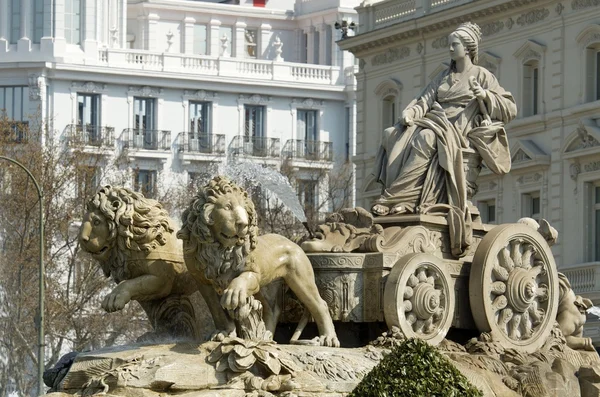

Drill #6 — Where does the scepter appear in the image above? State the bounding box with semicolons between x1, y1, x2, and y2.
469;76;492;127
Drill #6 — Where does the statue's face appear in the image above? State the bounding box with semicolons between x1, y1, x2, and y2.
208;192;250;248
448;33;466;62
79;209;113;261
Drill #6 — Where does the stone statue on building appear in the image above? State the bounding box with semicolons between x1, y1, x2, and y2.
371;22;517;256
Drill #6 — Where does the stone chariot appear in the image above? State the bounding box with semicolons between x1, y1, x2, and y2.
299;180;559;354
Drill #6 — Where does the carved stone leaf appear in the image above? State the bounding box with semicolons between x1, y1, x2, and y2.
279;357;300;374
255;350;281;375
216;356;229;372
233;344;254;358
207;345;224;363
229;352;256;372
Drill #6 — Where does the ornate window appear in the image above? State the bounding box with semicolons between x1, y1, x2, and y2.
374;78;403;131
65;0;83;45
514;40;546;118
576;25;600;102
245;28;257;58
134;169;157;199
521;191;541;221
477;199;496;224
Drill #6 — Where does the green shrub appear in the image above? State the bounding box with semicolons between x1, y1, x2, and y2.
350;338;483;397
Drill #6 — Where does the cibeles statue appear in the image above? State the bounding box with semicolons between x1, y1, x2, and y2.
371;22;517;256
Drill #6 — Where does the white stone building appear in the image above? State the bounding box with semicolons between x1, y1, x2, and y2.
0;0;358;214
340;0;600;342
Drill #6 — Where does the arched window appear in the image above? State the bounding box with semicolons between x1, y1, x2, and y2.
374;78;403;131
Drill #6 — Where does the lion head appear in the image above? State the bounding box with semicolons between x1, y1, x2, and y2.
79;185;174;282
177;176;258;287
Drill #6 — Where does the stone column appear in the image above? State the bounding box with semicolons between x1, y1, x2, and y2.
331;23;339;67
146;14;159;51
259;23;270;60
119;0;126;48
18;0;31;51
234;20;246;58
209;19;220;56
183;17;195;54
306;26;315;64
0;0;8;52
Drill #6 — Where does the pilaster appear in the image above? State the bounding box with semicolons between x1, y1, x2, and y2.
259;23;271;60
83;0;98;58
183;17;195;54
306;26;315;64
318;24;327;65
0;0;8;52
209;19;221;56
146;14;160;51
40;0;54;53
17;0;31;52
52;0;67;55
234;20;246;58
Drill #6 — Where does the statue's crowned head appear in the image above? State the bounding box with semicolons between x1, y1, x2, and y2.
451;22;482;65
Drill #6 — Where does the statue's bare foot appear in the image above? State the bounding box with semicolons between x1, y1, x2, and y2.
371;204;390;216
389;204;408;215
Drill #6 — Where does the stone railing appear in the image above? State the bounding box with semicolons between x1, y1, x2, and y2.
357;0;476;32
295;0;359;15
97;49;342;86
282;139;333;162
561;262;600;297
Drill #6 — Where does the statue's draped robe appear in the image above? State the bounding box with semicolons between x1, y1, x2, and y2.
373;65;517;256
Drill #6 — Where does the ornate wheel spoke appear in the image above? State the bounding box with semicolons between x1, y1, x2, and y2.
536;286;548;302
499;248;514;271
417;269;427;282
521;310;533;340
426;276;435;286
510;240;523;268
493;265;509;282
521;245;535;270
403;300;412;312
498;307;513;328
403;286;414;300
491;295;507;311
491;281;506;295
509;314;522;340
408;274;418;288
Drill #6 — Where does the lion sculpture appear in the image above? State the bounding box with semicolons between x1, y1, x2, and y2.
79;185;204;340
177;176;340;347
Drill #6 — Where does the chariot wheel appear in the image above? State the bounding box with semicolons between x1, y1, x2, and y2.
469;224;559;352
384;253;455;345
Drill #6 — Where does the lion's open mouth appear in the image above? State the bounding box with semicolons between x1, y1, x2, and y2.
221;232;246;245
92;246;110;256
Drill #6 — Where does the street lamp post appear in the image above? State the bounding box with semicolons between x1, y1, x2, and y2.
0;156;45;396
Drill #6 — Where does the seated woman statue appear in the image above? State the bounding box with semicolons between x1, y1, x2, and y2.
371;22;517;256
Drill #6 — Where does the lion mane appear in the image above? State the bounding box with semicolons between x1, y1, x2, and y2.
86;185;174;282
177;177;259;289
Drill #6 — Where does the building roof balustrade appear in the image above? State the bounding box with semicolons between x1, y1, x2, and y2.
356;0;476;33
97;49;343;86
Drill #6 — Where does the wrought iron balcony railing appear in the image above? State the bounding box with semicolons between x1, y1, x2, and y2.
177;132;226;155
283;139;333;162
230;135;281;158
65;124;115;147
4;122;29;143
121;129;171;151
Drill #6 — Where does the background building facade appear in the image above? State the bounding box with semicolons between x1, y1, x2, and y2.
341;0;600;342
0;0;359;217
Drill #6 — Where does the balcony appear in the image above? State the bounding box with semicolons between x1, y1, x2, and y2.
65;124;115;149
177;132;226;164
96;49;343;87
230;136;281;159
3;122;29;144
120;128;171;162
357;0;476;33
283;140;333;162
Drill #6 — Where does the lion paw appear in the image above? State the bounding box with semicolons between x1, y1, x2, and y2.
102;289;131;313
209;329;237;342
319;334;340;348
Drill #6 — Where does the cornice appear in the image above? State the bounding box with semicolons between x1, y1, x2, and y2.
339;0;541;55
